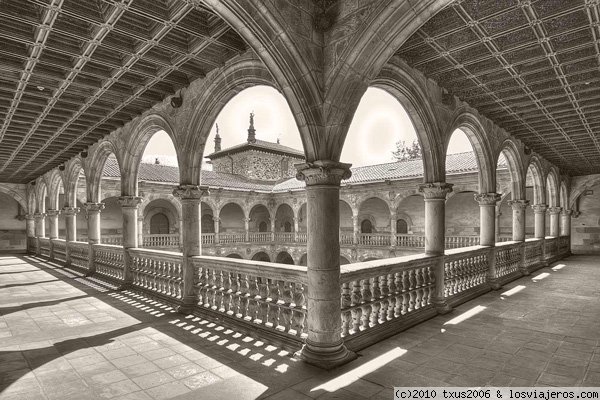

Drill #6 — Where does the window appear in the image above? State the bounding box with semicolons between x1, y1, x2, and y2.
360;219;373;234
284;221;292;232
259;221;268;232
396;219;408;234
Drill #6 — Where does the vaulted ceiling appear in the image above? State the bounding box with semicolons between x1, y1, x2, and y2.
397;0;600;176
0;0;246;183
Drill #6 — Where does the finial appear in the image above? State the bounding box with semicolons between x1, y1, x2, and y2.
214;123;222;152
247;111;256;143
215;123;220;138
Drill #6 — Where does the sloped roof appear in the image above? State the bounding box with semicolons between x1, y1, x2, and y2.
103;151;500;192
206;139;304;159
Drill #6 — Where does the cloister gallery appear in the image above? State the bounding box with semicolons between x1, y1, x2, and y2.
0;0;600;397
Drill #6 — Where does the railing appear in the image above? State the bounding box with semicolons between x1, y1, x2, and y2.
249;232;271;243
494;241;522;280
201;233;215;244
129;248;183;301
39;237;50;257
524;238;543;270
68;241;89;272
191;256;308;344
340;254;436;348
274;232;295;243
358;233;391;247
443;246;489;299
219;233;246;244
296;232;307;243
102;234;122;246
544;237;558;261
498;236;513;243
558;236;570;255
52;239;67;263
340;232;354;245
143;233;180;248
445;235;480;249
93;244;124;282
395;234;425;248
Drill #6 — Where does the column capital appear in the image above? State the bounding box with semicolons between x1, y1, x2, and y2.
213;217;221;223
84;202;105;213
173;185;209;201
572;211;580;218
474;192;502;206
295;160;352;186
46;209;61;216
243;217;251;223
25;213;35;220
118;196;143;208
33;212;46;220
561;209;573;216
548;206;562;215
531;203;548;214
62;206;80;216
418;182;453;200
508;199;530;210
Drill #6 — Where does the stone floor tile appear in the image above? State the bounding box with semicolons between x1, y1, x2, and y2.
144;381;191;400
120;361;161;378
131;371;175;390
181;371;221;390
93;379;141;399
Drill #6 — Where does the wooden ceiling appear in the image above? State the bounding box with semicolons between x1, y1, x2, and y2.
397;0;600;176
0;0;245;183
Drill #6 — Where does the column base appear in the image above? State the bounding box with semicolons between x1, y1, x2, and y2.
117;283;132;291
175;297;196;315
295;341;357;370
433;299;452;315
489;278;502;290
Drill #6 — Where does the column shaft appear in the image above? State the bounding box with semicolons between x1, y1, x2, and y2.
34;213;45;237
560;209;572;236
548;207;561;237
509;200;529;242
85;203;104;244
47;209;60;239
118;196;142;287
475;193;501;247
63;207;79;242
532;204;548;239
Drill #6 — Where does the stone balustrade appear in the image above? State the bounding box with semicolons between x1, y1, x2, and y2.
129;248;184;301
444;235;480;249
494;241;522;282
249;232;271;243
143;233;180;248
340;254;436;350
297;232;307;243
544;237;558;262
52;239;67;263
340;232;354;245
443;246;490;302
68;241;90;272
274;232;295;243
102;234;123;246
219;233;246;244
39;237;50;257
190;256;308;347
93;244;125;281
395;234;425;248
358;233;392;247
524;238;544;271
201;233;215;244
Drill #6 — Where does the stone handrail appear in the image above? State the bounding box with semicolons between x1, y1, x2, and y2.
544;236;558;261
143;233;180;248
52;239;67;263
340;254;436;348
249;232;271;243
443;246;489;299
445;235;480;249
67;241;90;272
201;233;215;244
129;248;184;301
395;234;425;248
191;256;308;343
93;244;124;282
524;238;544;270
39;237;50;257
219;232;246;244
274;232;295;243
494;241;522;280
358;233;392;247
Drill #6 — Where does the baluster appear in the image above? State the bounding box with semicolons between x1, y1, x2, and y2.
257;277;269;324
415;267;425;309
230;272;240;316
247;275;259;321
341;282;351;337
239;274;250;319
268;279;282;328
378;275;389;322
281;280;293;333
360;279;372;329
371;277;381;325
292;283;306;336
350;280;363;332
408;269;416;312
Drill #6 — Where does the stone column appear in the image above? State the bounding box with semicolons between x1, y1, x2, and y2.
560;209;572;236
532;204;548;239
84;203;104;244
244;217;250;242
419;182;453;314
508;200;529;242
213;217;220;244
494;204;502;243
25;214;35;253
270;218;276;242
352;215;359;245
390;212;397;246
137;217;144;247
46;209;61;239
62;207;80;242
173;185;209;313
118;196;142;287
34;213;46;237
293;217;299;242
475;193;501;246
295;160;356;369
548;207;561;237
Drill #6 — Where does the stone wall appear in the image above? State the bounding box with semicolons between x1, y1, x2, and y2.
212;149;302;181
0;192;26;250
572;183;600;254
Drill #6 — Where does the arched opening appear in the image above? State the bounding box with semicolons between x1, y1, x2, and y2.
283;221;292;232
251;251;271;262
97;148;122;244
495;147;521;242
297;203;307;233
150;213;169;234
396;219;408;234
219;203;245;235
361;219;373;234
0;192;26;251
446;191;479;248
396;196;423;236
100;196;123;245
275;203;294;232
201;202;214;233
259;222;268;232
275;251;294;265
525;163;542;238
339;200;354;244
358;197;390;245
249;204;270;233
572;182;600;254
226;253;243;259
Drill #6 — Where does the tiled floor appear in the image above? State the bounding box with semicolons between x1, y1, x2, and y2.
0;254;599;399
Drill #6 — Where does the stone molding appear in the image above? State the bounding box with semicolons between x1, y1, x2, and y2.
508;199;530;210
418;182;453;200
33;213;46;220
62;207;80;216
295;160;352;186
531;203;548;213
561;209;573;216
46;209;61;216
24;214;35;220
547;206;562;215
173;185;209;201
118;196;143;208
474;192;502;206
84;202;105;213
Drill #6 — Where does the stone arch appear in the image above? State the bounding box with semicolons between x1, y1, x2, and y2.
569;175;600;209
34;178;48;213
275;203;294;232
371;59;443;182
46;169;65;209
251;251;271;262
226;253;244;259
139;194;182;222
545;168;560;208
275;251;294;265
142;198;180;235
339;199;354;235
183;54;279;185
496;139;525;200
122;113;181;196
526;155;545;205
201;201;215;233
445;110;495;193
248;203;271;232
87;139;122;202
0;185;27;211
62;156;85;207
299;253;307;267
358;197;391;233
218;202;246;233
559;182;568;209
27;187;37;214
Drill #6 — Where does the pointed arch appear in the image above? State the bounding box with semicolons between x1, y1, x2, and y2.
497;139;525;200
545;168;560;208
526;155;545;205
87;139;122;202
63;156;85;207
46;169;65;209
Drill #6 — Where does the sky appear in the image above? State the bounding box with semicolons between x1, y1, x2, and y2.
142;86;473;168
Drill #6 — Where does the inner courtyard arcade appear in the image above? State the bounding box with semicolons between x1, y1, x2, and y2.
1;0;600;397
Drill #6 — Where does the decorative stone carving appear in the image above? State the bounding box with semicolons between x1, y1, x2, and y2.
46;209;61;216
531;203;548;214
33;213;46;220
561;209;573;216
84;202;105;213
418;182;453;199
118;196;143;208
547;206;562;215
62;207;80;216
172;185;209;202
508;199;530;210
474;193;502;205
295;160;352;186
